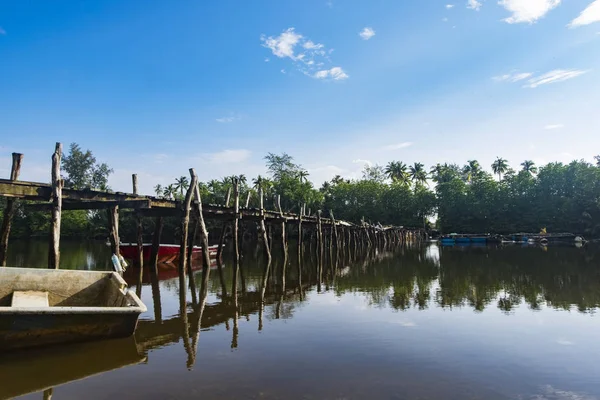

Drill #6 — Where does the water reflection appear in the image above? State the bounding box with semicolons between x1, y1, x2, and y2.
3;240;600;399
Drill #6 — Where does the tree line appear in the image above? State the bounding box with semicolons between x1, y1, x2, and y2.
2;143;600;239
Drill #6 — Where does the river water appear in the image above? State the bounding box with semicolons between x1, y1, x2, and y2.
1;240;599;400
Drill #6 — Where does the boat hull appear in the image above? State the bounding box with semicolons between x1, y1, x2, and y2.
119;243;219;264
0;268;147;351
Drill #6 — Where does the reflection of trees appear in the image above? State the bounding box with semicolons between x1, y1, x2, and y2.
436;245;600;313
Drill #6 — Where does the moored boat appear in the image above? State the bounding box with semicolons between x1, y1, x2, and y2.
0;268;147;351
119;243;219;264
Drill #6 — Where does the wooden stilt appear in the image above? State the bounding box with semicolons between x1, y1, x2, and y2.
0;153;23;266
276;195;287;292
178;173;198;279
108;205;120;257
150;217;163;275
190;169;212;302
317;210;323;285
132;174;145;296
232;178;240;298
258;185;271;263
216;188;231;297
48;143;62;269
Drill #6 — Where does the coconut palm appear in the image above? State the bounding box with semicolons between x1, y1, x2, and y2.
163;184;176;200
297;170;309;183
175;176;189;197
154;184;163;197
385;161;410;185
462;160;481;183
409;162;427;187
491;157;509;181
520;160;538;175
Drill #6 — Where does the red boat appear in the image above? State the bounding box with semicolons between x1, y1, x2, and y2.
119;243;219;264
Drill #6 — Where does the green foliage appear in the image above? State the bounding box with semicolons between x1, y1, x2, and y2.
61;143;113;190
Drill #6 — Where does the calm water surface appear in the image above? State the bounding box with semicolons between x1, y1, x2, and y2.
2;240;600;400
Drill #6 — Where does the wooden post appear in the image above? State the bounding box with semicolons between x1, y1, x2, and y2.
178;173;198;278
108;205;120;257
190;169;212;301
132;174;144;295
276;195;287;292
329;210;339;262
258;185;271;263
216;187;232;262
245;190;252;208
48;143;62;269
232;177;240;298
0;153;23;266
317;210;323;284
150;217;164;275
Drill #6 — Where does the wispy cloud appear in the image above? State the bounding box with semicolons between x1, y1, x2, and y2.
326;0;334;8
352;159;372;167
216;115;241;123
524;69;589;88
382;142;413;151
261;27;345;79
499;0;561;24
314;67;349;81
569;0;600;27
493;71;533;82
467;0;482;11
544;124;564;130
0;27;6;35
446;4;455;8
206;149;251;164
359;27;376;40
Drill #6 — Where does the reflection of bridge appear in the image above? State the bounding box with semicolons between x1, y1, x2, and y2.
134;283;308;354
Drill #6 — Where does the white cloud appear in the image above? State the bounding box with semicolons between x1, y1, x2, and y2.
352;159;372;167
359;27;376;40
524;69;589;88
544;124;564;130
467;0;482;11
0;27;5;35
446;4;455;8
261;28;303;60
326;0;334;8
206;149;251;164
264;58;270;62
314;67;349;80
499;0;561;24
569;0;600;27
443;17;449;22
303;40;324;50
556;339;574;346
493;71;533;82
382;142;413;150
216;115;240;123
261;27;345;79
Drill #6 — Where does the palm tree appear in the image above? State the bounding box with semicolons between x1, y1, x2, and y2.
491;157;509;181
385;161;410;185
297;170;309;183
163;184;176;200
594;155;600;167
462;160;481;183
154;184;163;197
174;176;189;197
520;160;538;175
409;162;427;187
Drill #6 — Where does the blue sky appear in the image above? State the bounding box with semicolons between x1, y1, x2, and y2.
1;0;599;194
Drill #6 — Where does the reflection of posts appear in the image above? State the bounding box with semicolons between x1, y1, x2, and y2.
43;388;53;400
150;267;162;323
